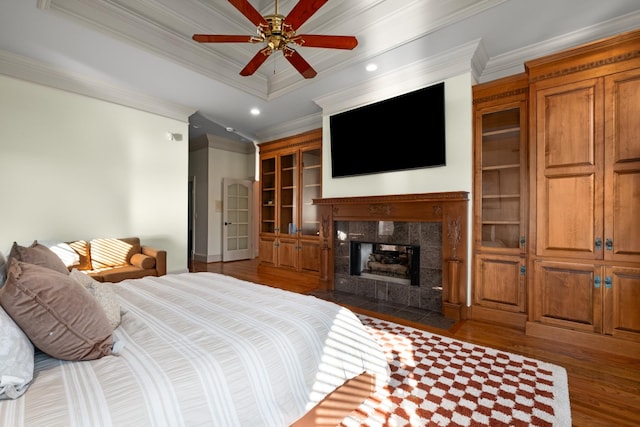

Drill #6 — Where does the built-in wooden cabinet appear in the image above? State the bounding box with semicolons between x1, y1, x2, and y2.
470;30;640;355
258;129;322;275
531;262;640;344
526;29;640;351
471;74;528;328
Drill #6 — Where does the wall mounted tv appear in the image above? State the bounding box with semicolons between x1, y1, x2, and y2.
329;82;445;178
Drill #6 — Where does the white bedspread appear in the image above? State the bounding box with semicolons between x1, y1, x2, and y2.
0;272;389;426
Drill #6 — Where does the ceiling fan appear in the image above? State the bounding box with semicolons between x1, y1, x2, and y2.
193;0;358;78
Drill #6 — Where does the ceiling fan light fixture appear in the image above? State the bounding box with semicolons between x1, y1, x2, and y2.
192;0;357;78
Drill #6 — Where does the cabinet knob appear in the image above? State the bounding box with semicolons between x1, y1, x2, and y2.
605;276;612;289
605;238;613;251
595;238;602;251
594;275;601;288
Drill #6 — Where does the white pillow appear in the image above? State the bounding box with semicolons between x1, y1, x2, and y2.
69;269;121;330
39;240;80;268
0;305;34;400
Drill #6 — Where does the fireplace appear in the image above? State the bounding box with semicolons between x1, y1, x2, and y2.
349;240;420;286
335;221;442;311
350;241;420;286
313;192;469;320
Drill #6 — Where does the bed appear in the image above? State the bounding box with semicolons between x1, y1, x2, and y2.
0;271;390;427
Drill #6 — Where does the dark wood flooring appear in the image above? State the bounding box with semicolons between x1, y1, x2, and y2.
190;259;640;427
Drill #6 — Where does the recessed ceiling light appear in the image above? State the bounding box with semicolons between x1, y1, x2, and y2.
366;63;378;72
250;108;260;115
225;127;234;132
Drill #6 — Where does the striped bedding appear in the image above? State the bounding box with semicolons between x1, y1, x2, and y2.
0;272;390;427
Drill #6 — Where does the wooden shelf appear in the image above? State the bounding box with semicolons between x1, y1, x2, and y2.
482;220;520;225
482;164;520;171
482;194;520;199
482;126;520;137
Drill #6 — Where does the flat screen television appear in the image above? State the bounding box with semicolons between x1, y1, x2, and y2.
329;82;445;178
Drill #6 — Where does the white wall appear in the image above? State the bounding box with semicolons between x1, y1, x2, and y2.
322;73;473;198
0;74;189;273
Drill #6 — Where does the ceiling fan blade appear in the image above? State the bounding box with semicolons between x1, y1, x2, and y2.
284;48;317;79
239;47;272;76
228;0;268;27
193;34;253;43
293;34;358;50
285;0;328;30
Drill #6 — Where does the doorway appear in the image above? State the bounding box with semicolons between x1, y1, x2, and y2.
222;178;253;261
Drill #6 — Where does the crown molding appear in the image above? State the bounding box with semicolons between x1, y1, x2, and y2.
206;134;256;154
314;39;482;116
479;10;640;83
255;111;322;143
0;49;194;121
41;0;504;100
44;0;268;98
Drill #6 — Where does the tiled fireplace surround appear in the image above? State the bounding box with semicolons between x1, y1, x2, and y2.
333;220;444;312
314;192;469;320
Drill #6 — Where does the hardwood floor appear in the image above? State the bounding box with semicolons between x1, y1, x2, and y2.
190;259;640;427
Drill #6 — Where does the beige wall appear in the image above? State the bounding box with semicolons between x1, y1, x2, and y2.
0;74;189;273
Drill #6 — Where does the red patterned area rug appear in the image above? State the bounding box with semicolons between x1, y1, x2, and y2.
342;315;571;427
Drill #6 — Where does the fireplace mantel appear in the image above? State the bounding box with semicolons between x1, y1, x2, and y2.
314;192;469;320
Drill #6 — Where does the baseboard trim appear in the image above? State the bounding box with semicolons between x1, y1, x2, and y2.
469;305;527;330
192;253;221;263
526;321;640;358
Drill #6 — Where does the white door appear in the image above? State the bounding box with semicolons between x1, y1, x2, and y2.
222;178;253;261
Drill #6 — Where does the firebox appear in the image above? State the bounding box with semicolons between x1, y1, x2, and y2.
350;241;420;286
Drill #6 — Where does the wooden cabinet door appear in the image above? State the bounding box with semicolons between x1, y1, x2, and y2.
277;237;298;270
604;69;640;263
299;239;321;273
474;254;526;312
534;78;604;260
532;260;602;333
259;235;276;267
603;266;640;343
475;102;527;253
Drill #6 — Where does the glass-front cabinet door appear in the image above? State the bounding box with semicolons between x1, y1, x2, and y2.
301;147;322;237
279;152;297;236
478;106;526;253
260;156;276;234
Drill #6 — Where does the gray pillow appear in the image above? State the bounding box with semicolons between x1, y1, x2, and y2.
0;304;34;399
0;259;113;361
8;241;69;275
